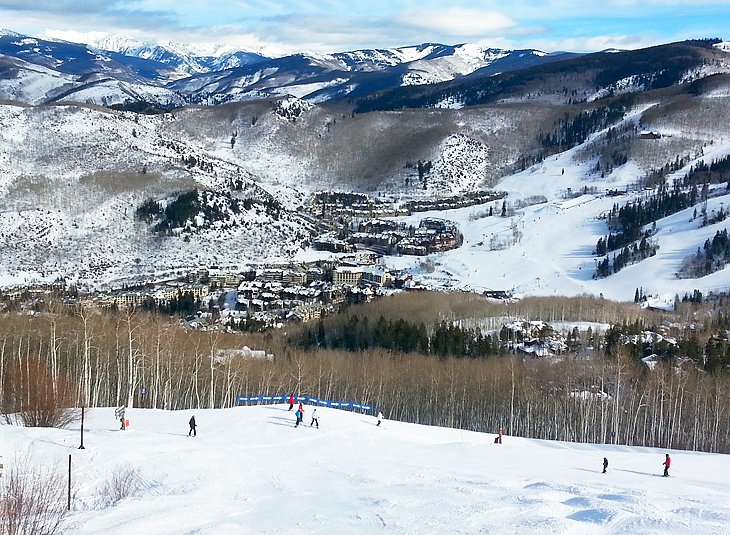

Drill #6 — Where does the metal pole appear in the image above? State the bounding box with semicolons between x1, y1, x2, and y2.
78;407;85;449
67;454;71;511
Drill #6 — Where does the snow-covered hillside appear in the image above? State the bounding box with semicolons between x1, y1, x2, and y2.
0;102;312;287
384;127;730;303
0;56;76;104
2;405;729;534
1;76;730;300
400;45;509;86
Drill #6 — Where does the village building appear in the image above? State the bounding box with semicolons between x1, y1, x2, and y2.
362;267;392;287
114;291;149;308
282;267;308;285
287;303;326;322
306;266;325;283
262;268;284;282
333;266;364;286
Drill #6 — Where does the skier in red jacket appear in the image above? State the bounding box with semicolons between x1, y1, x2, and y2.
288;394;295;411
662;454;671;477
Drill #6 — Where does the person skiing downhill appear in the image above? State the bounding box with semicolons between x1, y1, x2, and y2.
602;457;608;474
376;411;383;427
294;409;302;427
188;415;197;437
288;394;295;411
662;454;671;477
310;408;319;428
115;406;126;430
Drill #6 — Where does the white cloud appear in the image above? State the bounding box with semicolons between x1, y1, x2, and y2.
526;34;663;53
397;7;516;37
39;29;115;43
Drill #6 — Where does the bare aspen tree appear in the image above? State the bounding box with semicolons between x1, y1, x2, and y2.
711;376;724;452
0;333;7;411
207;330;222;409
123;308;141;408
46;313;59;395
77;306;93;407
151;322;163;409
509;357;516;435
612;347;628;444
291;352;306;395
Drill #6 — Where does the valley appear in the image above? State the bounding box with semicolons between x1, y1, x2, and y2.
0;34;729;325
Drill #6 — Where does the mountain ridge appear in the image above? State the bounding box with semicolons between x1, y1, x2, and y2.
0;28;578;107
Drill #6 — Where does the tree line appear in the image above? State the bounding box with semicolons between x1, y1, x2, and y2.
594;183;704;277
681;153;730;188
297;314;496;357
1;296;728;453
539;99;632;153
604;185;695;250
678;228;730;278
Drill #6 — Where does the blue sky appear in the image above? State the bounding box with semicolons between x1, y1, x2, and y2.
1;0;728;54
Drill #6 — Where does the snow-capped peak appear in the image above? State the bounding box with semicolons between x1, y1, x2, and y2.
0;28;23;38
89;34;260;59
158;40;238;58
454;43;510;64
91;34;146;53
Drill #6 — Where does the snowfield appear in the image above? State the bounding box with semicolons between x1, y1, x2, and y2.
2;405;729;534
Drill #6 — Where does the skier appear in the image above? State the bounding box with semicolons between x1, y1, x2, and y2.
310;408;319;428
294;409;302;427
376;411;383;427
115;406;126;430
662;453;671;477
288;393;295;411
602;457;608;474
297;403;304;426
188;415;197;437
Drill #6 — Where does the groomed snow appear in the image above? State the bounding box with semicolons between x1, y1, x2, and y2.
2;405;729;534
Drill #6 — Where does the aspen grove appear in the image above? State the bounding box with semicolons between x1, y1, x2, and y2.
1;300;728;454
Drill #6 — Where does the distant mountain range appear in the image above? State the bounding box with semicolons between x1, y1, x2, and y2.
0;29;577;108
89;34;269;76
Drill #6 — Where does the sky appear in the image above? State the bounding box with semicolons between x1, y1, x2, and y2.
0;0;729;55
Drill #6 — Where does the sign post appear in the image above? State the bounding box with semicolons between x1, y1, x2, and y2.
78;407;85;449
67;454;72;511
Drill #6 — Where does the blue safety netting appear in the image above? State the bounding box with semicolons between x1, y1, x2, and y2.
237;394;372;412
